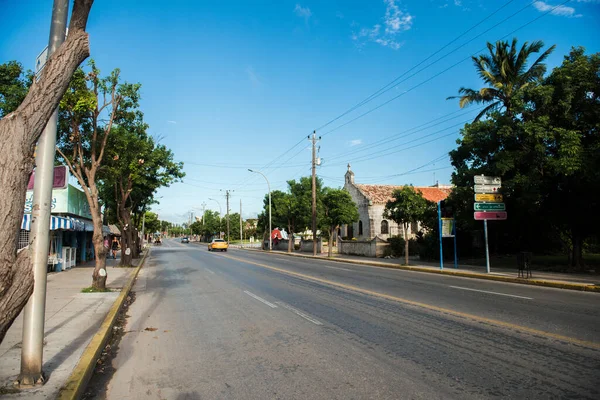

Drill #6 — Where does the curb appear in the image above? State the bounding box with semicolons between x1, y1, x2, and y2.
57;249;150;400
240;248;600;293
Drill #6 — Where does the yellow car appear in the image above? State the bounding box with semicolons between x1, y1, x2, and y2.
208;238;228;252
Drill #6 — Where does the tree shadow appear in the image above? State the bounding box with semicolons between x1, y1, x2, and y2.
43;317;103;381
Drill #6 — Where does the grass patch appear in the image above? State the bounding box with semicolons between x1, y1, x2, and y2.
81;286;113;293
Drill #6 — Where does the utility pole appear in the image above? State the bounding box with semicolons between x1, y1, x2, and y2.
221;190;233;242
310;131;321;256
200;202;206;241
240;199;243;248
18;0;69;387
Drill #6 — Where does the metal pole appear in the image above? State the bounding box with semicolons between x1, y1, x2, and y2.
268;190;272;251
240;199;243;248
311;131;317;256
438;201;443;271
453;218;458;269
18;0;69;387
225;191;230;242
248;169;272;251
484;219;491;273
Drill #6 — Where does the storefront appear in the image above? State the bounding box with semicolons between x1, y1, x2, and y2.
20;166;110;272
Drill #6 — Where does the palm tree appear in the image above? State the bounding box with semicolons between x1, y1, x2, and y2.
449;38;555;121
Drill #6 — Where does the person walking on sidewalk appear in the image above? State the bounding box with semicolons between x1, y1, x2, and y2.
111;237;119;259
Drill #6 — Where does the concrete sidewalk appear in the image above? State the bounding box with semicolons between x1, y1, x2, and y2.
244;248;600;290
0;254;140;399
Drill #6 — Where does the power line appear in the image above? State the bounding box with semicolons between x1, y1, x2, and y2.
314;0;519;133
322;106;483;163
324;129;460;168
319;0;568;138
325;119;469;165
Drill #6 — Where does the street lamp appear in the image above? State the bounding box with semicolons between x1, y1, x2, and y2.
248;169;271;251
208;198;222;216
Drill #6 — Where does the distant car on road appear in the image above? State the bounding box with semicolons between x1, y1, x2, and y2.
181;237;189;243
208;238;228;252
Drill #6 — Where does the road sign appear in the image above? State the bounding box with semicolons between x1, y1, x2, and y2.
474;193;503;202
474;184;501;193
474;203;505;211
474;211;507;220
474;175;501;185
35;46;49;78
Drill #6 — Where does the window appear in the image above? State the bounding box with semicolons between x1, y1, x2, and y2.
358;220;363;236
381;220;389;234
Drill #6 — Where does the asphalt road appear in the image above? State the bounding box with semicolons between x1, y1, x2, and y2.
101;239;600;399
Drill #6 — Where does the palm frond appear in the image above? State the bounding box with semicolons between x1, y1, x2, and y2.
524;44;556;81
474;101;501;122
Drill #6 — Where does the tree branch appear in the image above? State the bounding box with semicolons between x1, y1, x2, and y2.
69;0;94;32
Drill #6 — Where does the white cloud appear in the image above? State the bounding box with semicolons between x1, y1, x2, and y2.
335;11;345;19
167;120;177;124
246;66;260;86
454;0;462;6
533;1;582;17
349;139;363;147
352;0;412;50
383;0;413;34
294;4;312;19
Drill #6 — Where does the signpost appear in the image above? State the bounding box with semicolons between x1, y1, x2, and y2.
475;193;503;202
474;184;501;193
473;175;506;273
438;204;458;271
474;176;501;185
474;202;505;211
474;211;507;220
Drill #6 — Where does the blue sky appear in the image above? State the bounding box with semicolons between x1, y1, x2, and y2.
1;0;599;223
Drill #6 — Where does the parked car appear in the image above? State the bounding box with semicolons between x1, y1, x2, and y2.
208;238;228;252
181;237;189;243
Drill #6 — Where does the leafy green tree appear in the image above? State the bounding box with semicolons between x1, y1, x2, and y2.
198;210;223;240
0;61;33;118
0;0;94;346
190;220;203;236
448;38;555;121
102;122;184;265
140;211;161;236
384;186;432;265
322;189;359;257
223;212;241;242
57;60;141;288
450;47;599;269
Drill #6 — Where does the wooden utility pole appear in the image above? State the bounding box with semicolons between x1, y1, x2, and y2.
310;131;320;256
222;190;233;242
240;199;243;248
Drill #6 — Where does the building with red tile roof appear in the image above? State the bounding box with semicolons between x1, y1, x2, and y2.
341;164;451;240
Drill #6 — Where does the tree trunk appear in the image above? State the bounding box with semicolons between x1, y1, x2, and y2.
132;229;140;259
91;218;107;290
0;2;92;344
119;208;134;266
571;231;585;270
404;223;409;266
328;226;335;258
